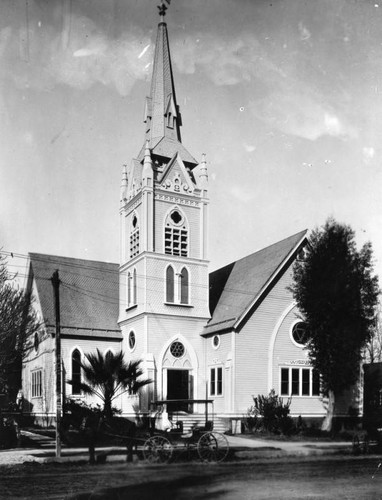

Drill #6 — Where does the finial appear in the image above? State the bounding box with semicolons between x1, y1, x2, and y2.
158;0;171;22
199;153;208;188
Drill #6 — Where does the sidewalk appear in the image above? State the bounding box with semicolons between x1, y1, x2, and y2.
0;430;353;466
227;434;352;459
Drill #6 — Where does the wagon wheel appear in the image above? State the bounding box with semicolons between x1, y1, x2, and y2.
143;435;173;463
197;431;229;462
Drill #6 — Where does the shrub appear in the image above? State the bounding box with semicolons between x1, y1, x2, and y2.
247;389;294;435
0;417;18;449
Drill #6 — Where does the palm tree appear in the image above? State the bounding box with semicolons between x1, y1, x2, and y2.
68;349;151;420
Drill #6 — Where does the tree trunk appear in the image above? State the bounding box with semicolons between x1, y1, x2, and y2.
321;390;335;432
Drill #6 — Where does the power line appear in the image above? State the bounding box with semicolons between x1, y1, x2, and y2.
1;250;296;301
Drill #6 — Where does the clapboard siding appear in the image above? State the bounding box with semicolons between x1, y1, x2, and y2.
205;331;232;414
22;331;55;418
272;303;326;416
234;264;297;413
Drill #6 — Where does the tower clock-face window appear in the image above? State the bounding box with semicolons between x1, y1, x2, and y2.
165;209;188;257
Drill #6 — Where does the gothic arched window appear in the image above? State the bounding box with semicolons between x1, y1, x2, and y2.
127;271;131;306
127;269;137;308
133;268;137;305
180;267;189;304
164;209;188;257
71;349;82;395
166;266;175;303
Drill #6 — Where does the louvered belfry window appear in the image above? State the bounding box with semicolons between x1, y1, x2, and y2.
130;214;139;259
164;210;188;257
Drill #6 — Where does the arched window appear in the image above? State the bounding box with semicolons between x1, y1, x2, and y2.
133;268;137;305
164;209;188;257
130;214;139;259
166;266;175;303
127;271;131;306
180;267;189;304
127;269;137;308
71;349;81;395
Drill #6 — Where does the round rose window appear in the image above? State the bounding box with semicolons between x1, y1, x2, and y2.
128;331;136;350
170;341;185;358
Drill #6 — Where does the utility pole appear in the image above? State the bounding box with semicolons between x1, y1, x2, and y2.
51;269;61;458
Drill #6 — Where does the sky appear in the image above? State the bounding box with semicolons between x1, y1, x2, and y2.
0;0;381;286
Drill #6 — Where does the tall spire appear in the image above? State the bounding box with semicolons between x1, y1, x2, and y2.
144;1;181;144
139;1;197;166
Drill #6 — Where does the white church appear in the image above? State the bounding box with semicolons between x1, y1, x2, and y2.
21;6;358;429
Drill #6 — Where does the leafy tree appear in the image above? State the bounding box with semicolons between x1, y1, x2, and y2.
67;349;151;420
0;254;40;402
290;218;380;431
365;302;382;363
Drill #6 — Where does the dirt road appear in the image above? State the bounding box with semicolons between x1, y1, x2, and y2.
0;456;381;499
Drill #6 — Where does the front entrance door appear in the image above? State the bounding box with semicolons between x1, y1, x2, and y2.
167;369;189;413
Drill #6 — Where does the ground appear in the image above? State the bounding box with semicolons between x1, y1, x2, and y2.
0;456;382;499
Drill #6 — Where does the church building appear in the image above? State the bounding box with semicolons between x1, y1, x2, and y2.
21;5;358;429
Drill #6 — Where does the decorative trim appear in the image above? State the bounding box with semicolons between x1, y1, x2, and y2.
155;193;200;207
164;302;194;308
267;302;296;392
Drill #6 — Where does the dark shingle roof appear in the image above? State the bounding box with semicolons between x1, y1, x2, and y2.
204;230;308;335
137;136;197;166
28;253;121;340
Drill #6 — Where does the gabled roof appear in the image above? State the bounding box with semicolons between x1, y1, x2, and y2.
158;152;195;190
137;136;197;166
27;253;121;340
204;230;308;335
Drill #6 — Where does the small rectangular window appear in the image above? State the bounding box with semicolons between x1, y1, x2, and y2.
302;369;310;396
291;368;300;395
210;368;216;396
312;370;320;396
217;367;222;395
280;366;320;397
210;367;223;396
31;370;42;398
281;368;289;396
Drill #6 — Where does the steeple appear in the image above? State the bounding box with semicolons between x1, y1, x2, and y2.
139;1;197;166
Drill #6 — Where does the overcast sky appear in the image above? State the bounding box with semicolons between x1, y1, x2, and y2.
1;0;381;285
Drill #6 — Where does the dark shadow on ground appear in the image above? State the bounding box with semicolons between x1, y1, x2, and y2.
65;474;229;500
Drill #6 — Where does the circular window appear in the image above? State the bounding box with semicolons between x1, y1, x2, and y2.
212;335;220;349
170;210;182;225
128;331;136;350
170;341;185;358
292;322;308;346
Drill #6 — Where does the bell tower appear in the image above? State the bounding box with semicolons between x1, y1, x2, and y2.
119;1;210;410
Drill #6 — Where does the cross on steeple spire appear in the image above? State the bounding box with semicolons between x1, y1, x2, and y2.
158;0;171;22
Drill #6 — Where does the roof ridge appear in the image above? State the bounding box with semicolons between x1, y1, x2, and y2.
28;252;118;267
211;229;308;274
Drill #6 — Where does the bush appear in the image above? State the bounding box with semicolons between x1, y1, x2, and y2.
62;398;102;431
0;417;18;449
247;389;294;435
